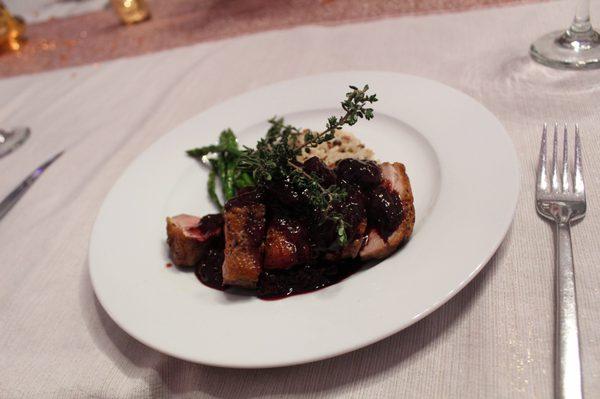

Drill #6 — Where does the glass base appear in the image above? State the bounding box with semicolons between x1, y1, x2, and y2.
530;29;600;69
0;127;30;158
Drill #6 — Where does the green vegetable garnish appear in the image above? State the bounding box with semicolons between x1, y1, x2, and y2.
187;128;253;210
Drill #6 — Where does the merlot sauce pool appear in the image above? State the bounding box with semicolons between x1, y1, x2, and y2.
195;248;364;300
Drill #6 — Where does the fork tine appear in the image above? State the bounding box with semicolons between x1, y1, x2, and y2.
562;124;570;192
537;124;549;192
574;124;584;195
551;123;560;192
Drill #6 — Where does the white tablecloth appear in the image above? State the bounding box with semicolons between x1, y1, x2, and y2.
1;1;600;397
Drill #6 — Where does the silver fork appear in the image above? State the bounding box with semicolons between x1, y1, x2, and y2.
536;124;586;399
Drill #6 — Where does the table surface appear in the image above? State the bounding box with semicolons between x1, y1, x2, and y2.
0;0;533;78
1;1;600;398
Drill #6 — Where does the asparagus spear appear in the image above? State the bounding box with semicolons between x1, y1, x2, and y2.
187;129;254;209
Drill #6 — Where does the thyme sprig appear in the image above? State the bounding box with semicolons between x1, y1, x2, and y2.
298;85;378;151
186;85;378;246
239;85;377;246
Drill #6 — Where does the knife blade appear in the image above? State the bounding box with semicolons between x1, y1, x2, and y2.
0;151;64;221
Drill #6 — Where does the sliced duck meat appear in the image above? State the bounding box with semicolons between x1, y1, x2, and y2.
264;215;311;270
222;191;267;288
166;213;224;267
360;162;415;260
325;219;367;261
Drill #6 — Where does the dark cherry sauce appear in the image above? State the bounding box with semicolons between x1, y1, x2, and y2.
336;158;382;188
302;157;336;187
366;185;403;239
195;247;226;290
195;248;364;300
334;185;366;238
257;260;363;299
197;214;224;234
267;176;309;207
191;158;405;300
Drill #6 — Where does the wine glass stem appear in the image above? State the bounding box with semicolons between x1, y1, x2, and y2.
571;0;592;33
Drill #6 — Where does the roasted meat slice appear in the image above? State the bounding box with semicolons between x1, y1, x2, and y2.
264;215;311;269
324;219;367;261
360;162;415;260
222;192;266;288
166;213;223;267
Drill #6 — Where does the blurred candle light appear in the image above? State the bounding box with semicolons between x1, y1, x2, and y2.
0;2;26;52
0;12;7;50
111;0;151;24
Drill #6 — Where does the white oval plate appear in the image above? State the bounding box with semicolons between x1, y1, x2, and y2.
90;72;519;368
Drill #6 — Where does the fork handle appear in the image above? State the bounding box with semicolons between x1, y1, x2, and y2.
555;222;583;399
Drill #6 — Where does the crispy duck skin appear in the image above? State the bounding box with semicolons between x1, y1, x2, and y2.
263;216;311;270
166;214;223;267
222;196;266;288
359;162;415;260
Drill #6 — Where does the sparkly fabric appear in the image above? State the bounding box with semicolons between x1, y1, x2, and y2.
0;0;541;78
